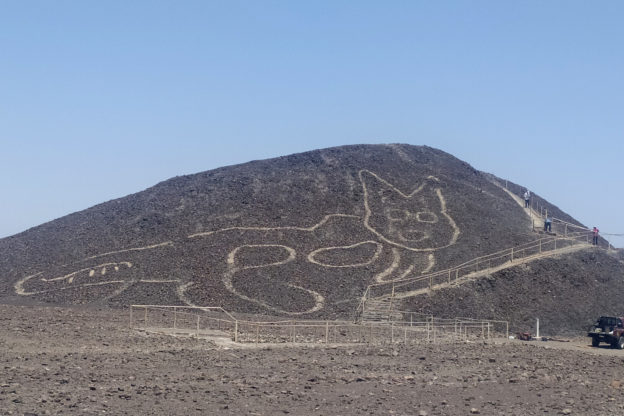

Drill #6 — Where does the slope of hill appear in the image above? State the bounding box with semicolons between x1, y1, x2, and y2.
1;144;621;327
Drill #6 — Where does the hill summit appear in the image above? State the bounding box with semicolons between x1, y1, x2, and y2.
1;144;622;332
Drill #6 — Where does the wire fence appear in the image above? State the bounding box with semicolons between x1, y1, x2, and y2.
355;231;593;320
130;305;507;345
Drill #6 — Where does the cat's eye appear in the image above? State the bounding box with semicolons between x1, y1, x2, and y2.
386;209;408;220
416;211;438;223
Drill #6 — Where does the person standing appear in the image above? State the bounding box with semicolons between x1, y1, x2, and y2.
592;227;599;245
544;216;552;232
523;190;531;208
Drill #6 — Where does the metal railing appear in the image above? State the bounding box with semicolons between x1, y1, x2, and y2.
130;305;507;345
130;305;238;337
354;231;593;321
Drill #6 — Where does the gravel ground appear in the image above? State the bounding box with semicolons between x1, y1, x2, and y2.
2;304;624;416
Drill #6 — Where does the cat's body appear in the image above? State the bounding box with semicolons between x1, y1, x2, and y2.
16;170;460;314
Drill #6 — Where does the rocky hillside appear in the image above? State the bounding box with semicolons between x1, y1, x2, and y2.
1;144;621;330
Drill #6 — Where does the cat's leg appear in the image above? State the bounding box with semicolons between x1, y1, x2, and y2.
374;248;436;283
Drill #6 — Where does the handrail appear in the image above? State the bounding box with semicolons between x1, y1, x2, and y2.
455;231;587;267
371;232;590;290
362;231;593;303
392;235;587;291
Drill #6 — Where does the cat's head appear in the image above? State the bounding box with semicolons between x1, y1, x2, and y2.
359;170;459;251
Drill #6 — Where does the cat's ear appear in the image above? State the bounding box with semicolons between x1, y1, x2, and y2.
359;170;440;201
359;170;405;202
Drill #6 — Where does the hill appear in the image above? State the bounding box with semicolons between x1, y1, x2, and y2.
1;144;622;333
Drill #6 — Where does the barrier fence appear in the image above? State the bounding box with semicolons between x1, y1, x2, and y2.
130;305;507;345
130;305;238;336
355;231;593;321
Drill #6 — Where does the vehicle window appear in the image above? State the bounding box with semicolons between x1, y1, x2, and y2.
599;317;617;328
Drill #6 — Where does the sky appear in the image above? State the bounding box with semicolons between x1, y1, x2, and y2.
1;1;623;247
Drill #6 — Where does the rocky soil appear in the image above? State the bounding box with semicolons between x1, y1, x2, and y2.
2;304;624;416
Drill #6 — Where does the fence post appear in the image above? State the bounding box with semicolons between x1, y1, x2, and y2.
448;269;451;284
455;269;459;283
361;295;366;322
325;321;329;344
555;238;557;250
129;306;133;329
234;320;238;342
511;248;514;262
173;307;177;330
144;306;148;326
391;323;394;343
196;315;200;332
256;324;260;344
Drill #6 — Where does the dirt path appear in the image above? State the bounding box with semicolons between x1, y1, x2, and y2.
393;244;592;298
501;186;545;230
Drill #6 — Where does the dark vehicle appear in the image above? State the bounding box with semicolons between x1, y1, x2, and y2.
588;316;624;349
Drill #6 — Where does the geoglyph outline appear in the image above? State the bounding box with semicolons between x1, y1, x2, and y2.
16;169;460;314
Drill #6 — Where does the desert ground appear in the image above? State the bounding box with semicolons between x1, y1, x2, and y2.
1;304;624;416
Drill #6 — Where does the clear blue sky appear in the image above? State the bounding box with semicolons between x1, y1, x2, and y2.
1;1;623;247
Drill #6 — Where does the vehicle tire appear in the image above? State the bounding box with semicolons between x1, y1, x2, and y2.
617;337;624;350
592;337;600;347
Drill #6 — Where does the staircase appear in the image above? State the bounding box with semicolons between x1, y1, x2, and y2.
360;296;403;323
